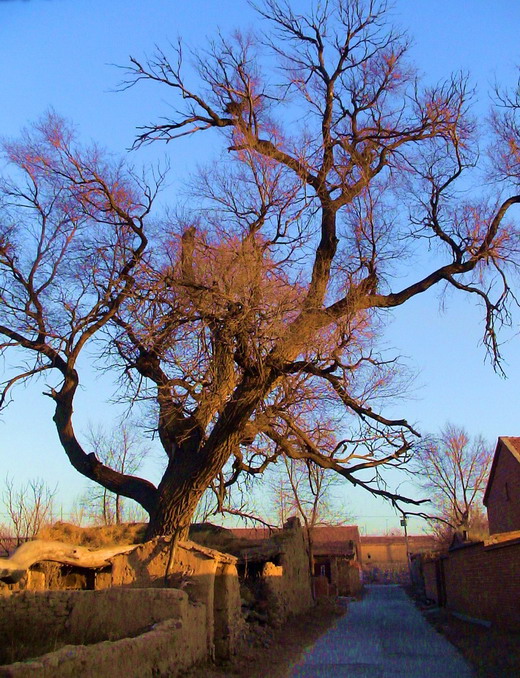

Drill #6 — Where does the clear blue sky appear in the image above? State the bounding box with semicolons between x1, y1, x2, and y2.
1;0;520;534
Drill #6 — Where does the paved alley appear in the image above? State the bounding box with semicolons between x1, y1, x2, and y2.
290;585;474;678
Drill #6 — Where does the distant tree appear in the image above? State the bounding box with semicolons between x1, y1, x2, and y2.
414;424;493;541
267;416;353;573
81;424;149;525
1;476;57;548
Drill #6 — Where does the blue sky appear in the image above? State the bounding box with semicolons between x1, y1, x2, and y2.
1;0;520;534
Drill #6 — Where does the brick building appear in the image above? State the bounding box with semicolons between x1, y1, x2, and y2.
422;436;520;629
483;436;520;534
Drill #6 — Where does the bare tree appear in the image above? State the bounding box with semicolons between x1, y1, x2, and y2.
81;424;148;525
1;476;57;547
414;424;493;541
0;112;164;533
1;1;520;539
269;454;353;573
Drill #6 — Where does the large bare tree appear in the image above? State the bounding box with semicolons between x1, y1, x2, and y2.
414;424;493;540
1;1;520;539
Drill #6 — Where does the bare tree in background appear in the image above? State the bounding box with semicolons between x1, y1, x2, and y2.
82;424;149;525
414;424;493;542
269;454;353;573
0;476;57;551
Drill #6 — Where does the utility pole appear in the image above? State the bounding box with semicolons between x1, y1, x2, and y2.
400;515;412;583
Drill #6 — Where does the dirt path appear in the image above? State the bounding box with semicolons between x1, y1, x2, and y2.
289;585;474;677
185;599;347;678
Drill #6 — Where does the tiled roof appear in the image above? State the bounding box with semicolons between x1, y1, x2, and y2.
503;437;520;461
360;535;437;546
230;524;361;556
312;525;360;556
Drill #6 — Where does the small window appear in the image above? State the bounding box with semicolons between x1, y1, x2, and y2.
367;553;371;559
505;482;510;501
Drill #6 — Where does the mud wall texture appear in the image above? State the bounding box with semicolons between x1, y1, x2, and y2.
0;612;206;678
259;520;313;626
0;588;192;646
109;537;244;659
0;538;245;675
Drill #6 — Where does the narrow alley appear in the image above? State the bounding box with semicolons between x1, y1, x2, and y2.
290;585;474;678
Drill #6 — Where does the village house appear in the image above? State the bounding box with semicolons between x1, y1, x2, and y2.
360;535;437;583
311;525;362;596
483;436;520;535
231;524;363;596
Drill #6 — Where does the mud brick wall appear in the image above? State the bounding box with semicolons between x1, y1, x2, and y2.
0;597;206;678
0;588;195;647
260;521;313;626
109;538;244;660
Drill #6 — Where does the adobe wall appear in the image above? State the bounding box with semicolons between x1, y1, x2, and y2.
0;536;244;673
0;587;190;646
0;588;207;678
109;537;244;659
336;558;361;596
262;520;313;625
486;446;520;534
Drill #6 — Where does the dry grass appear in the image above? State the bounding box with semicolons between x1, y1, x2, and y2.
36;521;147;547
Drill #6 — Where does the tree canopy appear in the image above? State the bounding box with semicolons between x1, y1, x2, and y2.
1;0;519;537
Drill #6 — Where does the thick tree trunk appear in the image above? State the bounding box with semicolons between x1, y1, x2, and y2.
145;434;242;539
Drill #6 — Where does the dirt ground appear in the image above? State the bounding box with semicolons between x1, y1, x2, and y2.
185;598;347;678
406;587;520;678
421;607;520;678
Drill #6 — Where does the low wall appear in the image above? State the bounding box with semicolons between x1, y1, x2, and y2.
0;588;206;678
109;538;244;659
0;536;245;674
0;588;190;646
422;536;520;629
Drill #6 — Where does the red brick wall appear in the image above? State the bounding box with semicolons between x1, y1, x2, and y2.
441;540;520;629
423;560;438;602
486;443;520;534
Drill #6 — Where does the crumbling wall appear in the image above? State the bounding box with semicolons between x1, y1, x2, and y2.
109;537;244;659
0;535;244;673
0;588;206;677
254;519;313;626
336;558;361;596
